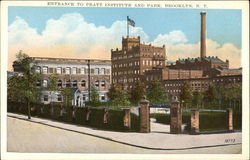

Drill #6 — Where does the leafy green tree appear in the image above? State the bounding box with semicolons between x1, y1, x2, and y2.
61;86;73;108
147;80;168;104
192;91;203;108
47;74;59;113
129;81;146;105
224;84;242;109
8;51;41;119
107;83;130;107
203;86;216;108
179;82;192;107
90;86;100;103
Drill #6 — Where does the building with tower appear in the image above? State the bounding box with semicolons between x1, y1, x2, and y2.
111;36;167;89
111;12;242;97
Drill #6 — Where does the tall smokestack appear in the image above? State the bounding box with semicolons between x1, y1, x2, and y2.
200;11;206;58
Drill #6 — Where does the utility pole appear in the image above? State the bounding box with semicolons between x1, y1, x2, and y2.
87;60;91;102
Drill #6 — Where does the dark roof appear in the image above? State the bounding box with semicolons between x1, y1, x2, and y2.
177;56;225;63
204;56;224;62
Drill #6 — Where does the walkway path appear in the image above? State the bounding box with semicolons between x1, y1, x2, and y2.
7;113;242;153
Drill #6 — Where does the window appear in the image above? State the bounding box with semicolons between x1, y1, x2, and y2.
81;80;86;87
42;67;48;74
72;80;77;88
95;80;99;87
57;95;62;102
65;67;71;74
95;68;100;75
101;68;105;74
81;68;85;74
101;95;105;101
56;67;62;74
82;95;86;101
44;95;48;101
72;67;77;74
43;80;48;87
101;81;105;87
57;80;62;87
106;69;110;74
36;80;41;87
36;66;41;73
66;80;71;87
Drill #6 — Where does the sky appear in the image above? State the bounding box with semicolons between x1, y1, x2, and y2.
8;7;242;71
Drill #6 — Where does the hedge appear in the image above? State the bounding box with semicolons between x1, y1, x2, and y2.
150;111;242;132
7;101;140;132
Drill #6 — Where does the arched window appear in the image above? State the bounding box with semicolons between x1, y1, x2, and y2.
81;80;86;87
66;80;71;87
36;80;41;87
43;79;48;87
72;80;78;88
36;66;41;73
57;80;62;87
101;80;105;87
95;80;99;87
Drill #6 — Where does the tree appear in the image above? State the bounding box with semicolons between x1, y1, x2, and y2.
47;74;59;113
224;84;242;110
90;86;100;104
179;82;192;103
129;81;146;105
203;86;216;108
147;80;168;104
8;51;41;119
191;91;203;108
107;83;130;108
61;86;73;108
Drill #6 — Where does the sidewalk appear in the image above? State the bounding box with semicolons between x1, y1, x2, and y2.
8;113;242;150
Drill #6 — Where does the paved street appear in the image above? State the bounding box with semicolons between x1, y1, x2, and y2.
7;113;242;154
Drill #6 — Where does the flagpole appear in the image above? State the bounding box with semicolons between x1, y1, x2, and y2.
127;16;129;38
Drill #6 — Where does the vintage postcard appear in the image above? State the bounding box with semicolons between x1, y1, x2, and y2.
1;0;249;160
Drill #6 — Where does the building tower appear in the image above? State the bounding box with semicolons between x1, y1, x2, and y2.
200;11;206;58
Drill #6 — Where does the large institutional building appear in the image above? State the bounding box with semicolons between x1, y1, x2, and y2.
13;57;111;106
111;12;242;96
111;36;167;89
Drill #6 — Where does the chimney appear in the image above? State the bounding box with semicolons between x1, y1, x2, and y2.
200;11;206;58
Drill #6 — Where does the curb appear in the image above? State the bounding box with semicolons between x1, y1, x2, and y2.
8;114;242;151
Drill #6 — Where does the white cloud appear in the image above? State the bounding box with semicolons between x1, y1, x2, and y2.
8;13;241;70
153;30;188;45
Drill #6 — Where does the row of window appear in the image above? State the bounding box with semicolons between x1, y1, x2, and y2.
212;78;241;82
37;80;107;88
113;77;140;83
43;94;106;102
113;52;164;60
112;60;165;68
36;66;110;75
113;70;140;76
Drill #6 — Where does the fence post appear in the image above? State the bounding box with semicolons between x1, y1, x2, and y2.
50;103;54;116
170;96;182;134
139;97;150;133
60;103;64;117
41;105;44;114
227;108;233;131
86;107;91;122
123;108;131;129
103;108;109;124
190;109;199;134
72;106;76;120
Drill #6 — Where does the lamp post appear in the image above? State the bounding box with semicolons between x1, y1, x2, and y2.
87;60;91;102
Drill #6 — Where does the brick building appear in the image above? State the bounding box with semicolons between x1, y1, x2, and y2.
111;11;242;98
13;57;111;106
111;36;167;89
